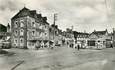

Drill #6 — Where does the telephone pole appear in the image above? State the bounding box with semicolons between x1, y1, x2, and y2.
53;13;58;46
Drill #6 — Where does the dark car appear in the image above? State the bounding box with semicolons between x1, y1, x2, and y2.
0;41;11;49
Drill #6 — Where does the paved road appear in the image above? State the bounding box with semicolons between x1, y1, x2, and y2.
0;47;115;70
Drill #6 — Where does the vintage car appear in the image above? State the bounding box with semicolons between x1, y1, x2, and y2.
0;41;11;49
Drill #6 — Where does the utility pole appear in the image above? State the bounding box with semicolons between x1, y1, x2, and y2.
113;28;115;47
53;13;58;46
71;26;73;31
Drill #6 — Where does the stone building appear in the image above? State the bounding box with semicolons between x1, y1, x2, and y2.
73;31;89;48
88;29;112;49
11;7;49;49
113;28;115;47
63;28;75;47
0;23;11;42
49;24;63;46
0;24;7;40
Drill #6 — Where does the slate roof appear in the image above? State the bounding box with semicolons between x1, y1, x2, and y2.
92;30;107;35
11;7;49;25
73;31;89;38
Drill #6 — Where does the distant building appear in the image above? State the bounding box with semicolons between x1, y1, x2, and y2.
49;24;63;46
11;7;49;49
6;23;11;41
63;28;75;47
0;24;7;40
0;23;11;41
88;29;112;49
113;28;115;47
73;31;89;48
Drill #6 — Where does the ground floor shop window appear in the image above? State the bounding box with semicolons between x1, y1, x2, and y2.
88;40;95;46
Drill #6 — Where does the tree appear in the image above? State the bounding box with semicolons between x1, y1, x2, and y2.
0;24;7;32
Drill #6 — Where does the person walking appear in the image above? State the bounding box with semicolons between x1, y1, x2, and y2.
111;43;113;48
77;44;80;51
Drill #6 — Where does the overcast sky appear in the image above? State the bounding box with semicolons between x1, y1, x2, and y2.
0;0;115;32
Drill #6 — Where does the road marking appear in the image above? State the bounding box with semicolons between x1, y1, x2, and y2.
11;61;24;70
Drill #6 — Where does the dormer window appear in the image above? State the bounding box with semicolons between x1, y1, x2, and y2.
20;20;24;27
15;30;18;35
15;21;18;27
32;22;35;27
32;31;35;36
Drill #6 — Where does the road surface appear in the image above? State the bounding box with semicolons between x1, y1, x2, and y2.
0;47;115;70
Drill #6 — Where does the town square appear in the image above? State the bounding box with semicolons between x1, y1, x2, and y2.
0;0;115;70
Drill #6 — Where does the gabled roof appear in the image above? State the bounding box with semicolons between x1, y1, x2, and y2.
73;31;89;35
12;7;30;19
89;33;99;39
92;30;107;36
73;31;89;38
11;7;49;25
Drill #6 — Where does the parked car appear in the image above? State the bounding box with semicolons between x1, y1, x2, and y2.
0;41;11;49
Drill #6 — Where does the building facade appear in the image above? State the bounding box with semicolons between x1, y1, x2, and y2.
49;24;63;46
73;31;89;48
11;7;49;49
113;28;115;47
63;28;75;47
88;29;112;49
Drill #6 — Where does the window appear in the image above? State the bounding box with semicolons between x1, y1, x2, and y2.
98;41;100;42
45;33;47;36
15;31;18;35
32;31;35;36
15;40;17;43
20;19;24;27
20;22;24;27
45;25;47;29
49;28;52;32
39;24;42;29
15;21;18;27
20;29;24;36
20;39;23;43
40;32;42;37
32;22;35;27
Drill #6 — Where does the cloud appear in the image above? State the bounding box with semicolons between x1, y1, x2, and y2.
0;0;23;11
0;0;115;32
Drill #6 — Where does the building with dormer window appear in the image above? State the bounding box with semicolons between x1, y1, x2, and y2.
11;7;49;49
88;29;112;49
73;31;89;48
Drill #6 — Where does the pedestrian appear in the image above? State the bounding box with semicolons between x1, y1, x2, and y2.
78;44;80;51
41;41;44;48
111;44;113;48
35;41;40;50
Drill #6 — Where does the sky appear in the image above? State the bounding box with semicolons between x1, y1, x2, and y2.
0;0;115;33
